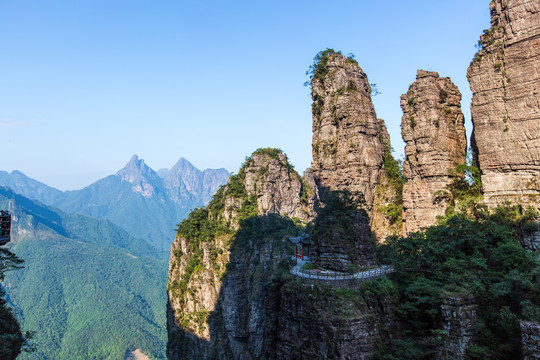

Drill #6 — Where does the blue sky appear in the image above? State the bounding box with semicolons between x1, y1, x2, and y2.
0;0;491;190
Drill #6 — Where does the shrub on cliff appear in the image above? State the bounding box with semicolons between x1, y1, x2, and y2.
376;207;539;359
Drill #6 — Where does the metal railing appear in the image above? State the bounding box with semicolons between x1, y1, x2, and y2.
290;262;395;282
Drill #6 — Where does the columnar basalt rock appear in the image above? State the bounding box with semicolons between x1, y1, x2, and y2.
401;70;467;235
468;0;540;209
310;50;398;239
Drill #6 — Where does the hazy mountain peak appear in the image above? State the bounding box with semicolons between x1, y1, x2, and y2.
164;157;200;196
116;154;156;184
169;157;196;174
163;158;229;204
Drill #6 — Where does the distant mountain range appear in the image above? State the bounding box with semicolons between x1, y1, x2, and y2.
0;155;229;250
0;186;168;359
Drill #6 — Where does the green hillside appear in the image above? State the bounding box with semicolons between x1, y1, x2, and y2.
0;187;168;359
59;175;181;252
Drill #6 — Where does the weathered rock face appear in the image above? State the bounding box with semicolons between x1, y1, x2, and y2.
276;281;396;360
243;152;316;223
523;222;540;256
167;148;398;360
309;50;399;239
220;151;316;228
167;149;316;360
521;321;540;360
439;296;477;360
167;215;293;360
468;0;540;209
401;70;467;234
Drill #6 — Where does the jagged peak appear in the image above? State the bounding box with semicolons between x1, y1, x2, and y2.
115;154;157;184
168;157;198;176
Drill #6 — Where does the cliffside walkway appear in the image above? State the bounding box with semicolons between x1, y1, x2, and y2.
290;257;395;282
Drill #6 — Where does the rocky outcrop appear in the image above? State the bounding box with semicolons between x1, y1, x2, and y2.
167;148;397;360
219;150;315;227
167;149;317;359
468;0;540;209
521;321;540;360
276;281;396;360
309;50;400;239
401;70;467;234
523;222;540;256
167;214;292;360
242;151;316;223
439;295;477;360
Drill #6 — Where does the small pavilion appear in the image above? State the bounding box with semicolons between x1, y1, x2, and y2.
0;210;11;246
289;233;311;261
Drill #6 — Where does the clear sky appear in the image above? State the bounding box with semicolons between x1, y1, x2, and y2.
0;0;491;190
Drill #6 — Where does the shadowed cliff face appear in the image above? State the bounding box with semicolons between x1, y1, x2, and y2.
166;212;395;360
166;149;394;360
167;213;298;360
310;190;376;272
166;149;313;359
309;50;401;241
468;0;540;209
401;70;467;235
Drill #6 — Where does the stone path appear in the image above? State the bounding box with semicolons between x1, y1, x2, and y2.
290;257;395;281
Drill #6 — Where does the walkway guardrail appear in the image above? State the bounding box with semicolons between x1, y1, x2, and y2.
290;261;395;282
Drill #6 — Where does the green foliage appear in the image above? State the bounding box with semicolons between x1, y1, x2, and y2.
0;249;25;359
233;213;300;252
305;48;357;88
301;262;319;270
0;247;24;282
251;147;285;160
371;83;381;97
346;80;358;91
438;88;448;103
409;115;416;128
378;124;405;228
375;209;540;359
177;207;223;244
312;94;325;119
434;152;483;219
0;188;168;360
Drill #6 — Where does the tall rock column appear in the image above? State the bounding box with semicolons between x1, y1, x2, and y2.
310;50;398;239
468;0;540;209
401;70;467;234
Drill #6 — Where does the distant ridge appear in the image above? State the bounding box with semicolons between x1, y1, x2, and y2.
0;156;230;250
0;186;168;359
